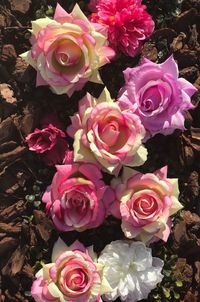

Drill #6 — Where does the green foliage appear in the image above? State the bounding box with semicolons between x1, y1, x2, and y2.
148;243;185;302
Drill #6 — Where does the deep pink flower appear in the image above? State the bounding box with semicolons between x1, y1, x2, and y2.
42;163;114;232
90;0;154;57
26;124;68;165
119;56;197;138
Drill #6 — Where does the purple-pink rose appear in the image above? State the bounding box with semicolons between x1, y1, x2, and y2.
26;124;68;165
42;162;114;232
119;56;197;138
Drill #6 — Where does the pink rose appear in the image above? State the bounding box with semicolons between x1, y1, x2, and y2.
90;0;154;57
31;238;111;302
110;166;183;242
42;162;114;231
26;124;68;166
67;88;147;175
119;56;197;138
21;4;115;96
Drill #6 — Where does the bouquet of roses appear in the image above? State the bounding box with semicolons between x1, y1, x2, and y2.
21;1;197;301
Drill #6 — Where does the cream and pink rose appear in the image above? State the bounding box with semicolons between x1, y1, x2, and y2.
20;4;115;96
42;162;114;232
67;88;147;175
110;166;183;242
119;56;197;138
31;238;111;302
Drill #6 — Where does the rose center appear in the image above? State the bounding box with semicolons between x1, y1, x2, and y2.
54;39;82;67
131;194;158;218
65;192;89;214
140;86;161;112
141;99;153;111
58;263;91;297
60;53;69;63
99;120;120;147
66;269;88;291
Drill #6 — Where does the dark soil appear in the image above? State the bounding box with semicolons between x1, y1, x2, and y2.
0;0;200;301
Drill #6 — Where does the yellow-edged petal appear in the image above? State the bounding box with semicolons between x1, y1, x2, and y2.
127;145;147;167
170;178;180;198
121;189;133;203
20;50;37;69
52;237;68;262
31;17;54;36
35;268;43;278
42;263;54;280
72;4;91;25
48;283;64;300
61;22;83;33
74;129;97;164
169;196;183;216
100;276;113;295
122;167;139;184
87;246;97;262
92;31;107;48
98;87;113;103
89;70;103;84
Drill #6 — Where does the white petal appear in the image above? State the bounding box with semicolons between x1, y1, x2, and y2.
20;51;37;69
98;240;164;302
47;283;64;301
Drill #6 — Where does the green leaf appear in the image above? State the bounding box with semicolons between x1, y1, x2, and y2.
162;287;171;298
175;280;183;287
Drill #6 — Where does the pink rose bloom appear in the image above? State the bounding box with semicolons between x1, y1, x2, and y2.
90;0;154;57
26;124;68;165
67;88;147;175
119;56;197;138
31;238;111;302
110;166;183;243
42;162;114;232
20;4;115;96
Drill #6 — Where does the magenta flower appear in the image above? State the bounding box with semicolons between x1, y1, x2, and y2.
42;163;114;232
90;0;154;57
119;56;197;138
26;124;68;165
